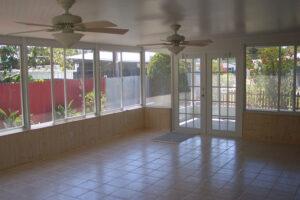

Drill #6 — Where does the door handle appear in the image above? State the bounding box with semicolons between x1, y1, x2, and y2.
201;88;205;97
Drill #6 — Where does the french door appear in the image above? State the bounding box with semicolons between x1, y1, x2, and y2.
173;53;239;136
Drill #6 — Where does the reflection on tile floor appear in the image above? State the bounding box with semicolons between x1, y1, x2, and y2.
0;130;300;200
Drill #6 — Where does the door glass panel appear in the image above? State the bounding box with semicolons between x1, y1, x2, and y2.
178;58;202;129
211;57;236;131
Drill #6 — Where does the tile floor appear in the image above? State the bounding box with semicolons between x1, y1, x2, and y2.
0;130;300;200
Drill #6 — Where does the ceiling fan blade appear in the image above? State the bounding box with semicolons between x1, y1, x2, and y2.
75;21;117;29
7;29;53;35
16;21;53;28
81;28;129;34
137;43;170;47
184;40;213;46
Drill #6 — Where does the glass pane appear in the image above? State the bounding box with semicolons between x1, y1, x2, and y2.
194;101;201;115
0;45;23;130
179;102;186;116
220;88;228;102
220;73;227;87
193;87;201;100
212;102;219;116
187;73;192;86
220;58;228;72
100;51;121;111
194;115;201;129
212;73;219;86
228;103;236;117
280;46;294;111
228;88;236;102
185;87;192;100
145;52;171;107
228;72;236;88
122;52;141;107
220;102;228;116
194;58;201;72
212;88;219;101
27;46;52;125
186;101;193;114
66;49;84;117
228;118;236;131
212;116;219;130
84;49;95;114
246;46;279;110
186;114;193;128
194;73;201;87
212;59;219;72
53;48;65;120
297;47;300;112
179;113;186;127
220;118;228;130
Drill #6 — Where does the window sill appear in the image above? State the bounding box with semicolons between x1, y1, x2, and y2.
244;109;300;116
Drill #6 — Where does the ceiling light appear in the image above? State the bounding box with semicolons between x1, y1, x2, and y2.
167;46;185;55
53;32;84;48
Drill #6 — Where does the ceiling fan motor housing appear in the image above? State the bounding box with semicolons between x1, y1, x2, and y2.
167;34;185;45
52;13;82;28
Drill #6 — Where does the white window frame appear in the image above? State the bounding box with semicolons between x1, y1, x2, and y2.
244;44;300;114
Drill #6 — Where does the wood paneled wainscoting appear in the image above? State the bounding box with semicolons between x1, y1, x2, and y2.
243;112;300;145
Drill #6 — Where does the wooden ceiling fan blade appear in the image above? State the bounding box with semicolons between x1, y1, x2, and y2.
7;29;52;35
16;21;53;28
75;21;117;29
185;40;213;46
82;28;129;34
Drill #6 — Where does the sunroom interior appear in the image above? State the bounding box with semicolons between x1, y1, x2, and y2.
0;0;300;199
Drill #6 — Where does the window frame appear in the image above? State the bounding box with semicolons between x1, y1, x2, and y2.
0;35;142;135
244;43;300;114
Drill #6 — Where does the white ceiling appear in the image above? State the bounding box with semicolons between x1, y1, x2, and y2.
0;0;299;46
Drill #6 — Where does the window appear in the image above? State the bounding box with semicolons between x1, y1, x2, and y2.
246;45;299;112
145;52;171;107
84;50;95;114
53;48;66;120
122;52;141;107
100;51;121;111
100;51;141;112
0;45;23;130
65;49;84;117
27;46;52;125
297;47;300;112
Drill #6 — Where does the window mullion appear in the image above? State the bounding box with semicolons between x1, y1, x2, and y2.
278;47;281;111
82;50;86;116
140;50;146;106
50;47;56;122
120;52;124;109
20;40;30;129
94;47;100;115
63;49;68;118
293;46;297;112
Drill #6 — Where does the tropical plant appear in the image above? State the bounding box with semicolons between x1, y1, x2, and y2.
55;100;81;119
0;108;22;129
146;53;188;95
85;91;95;113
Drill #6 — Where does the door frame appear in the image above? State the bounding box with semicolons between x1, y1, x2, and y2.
172;50;243;137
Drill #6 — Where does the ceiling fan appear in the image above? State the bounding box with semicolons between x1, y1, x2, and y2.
8;0;129;47
138;24;212;54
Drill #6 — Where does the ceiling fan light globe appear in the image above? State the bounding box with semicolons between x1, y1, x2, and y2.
168;46;185;54
53;32;83;48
